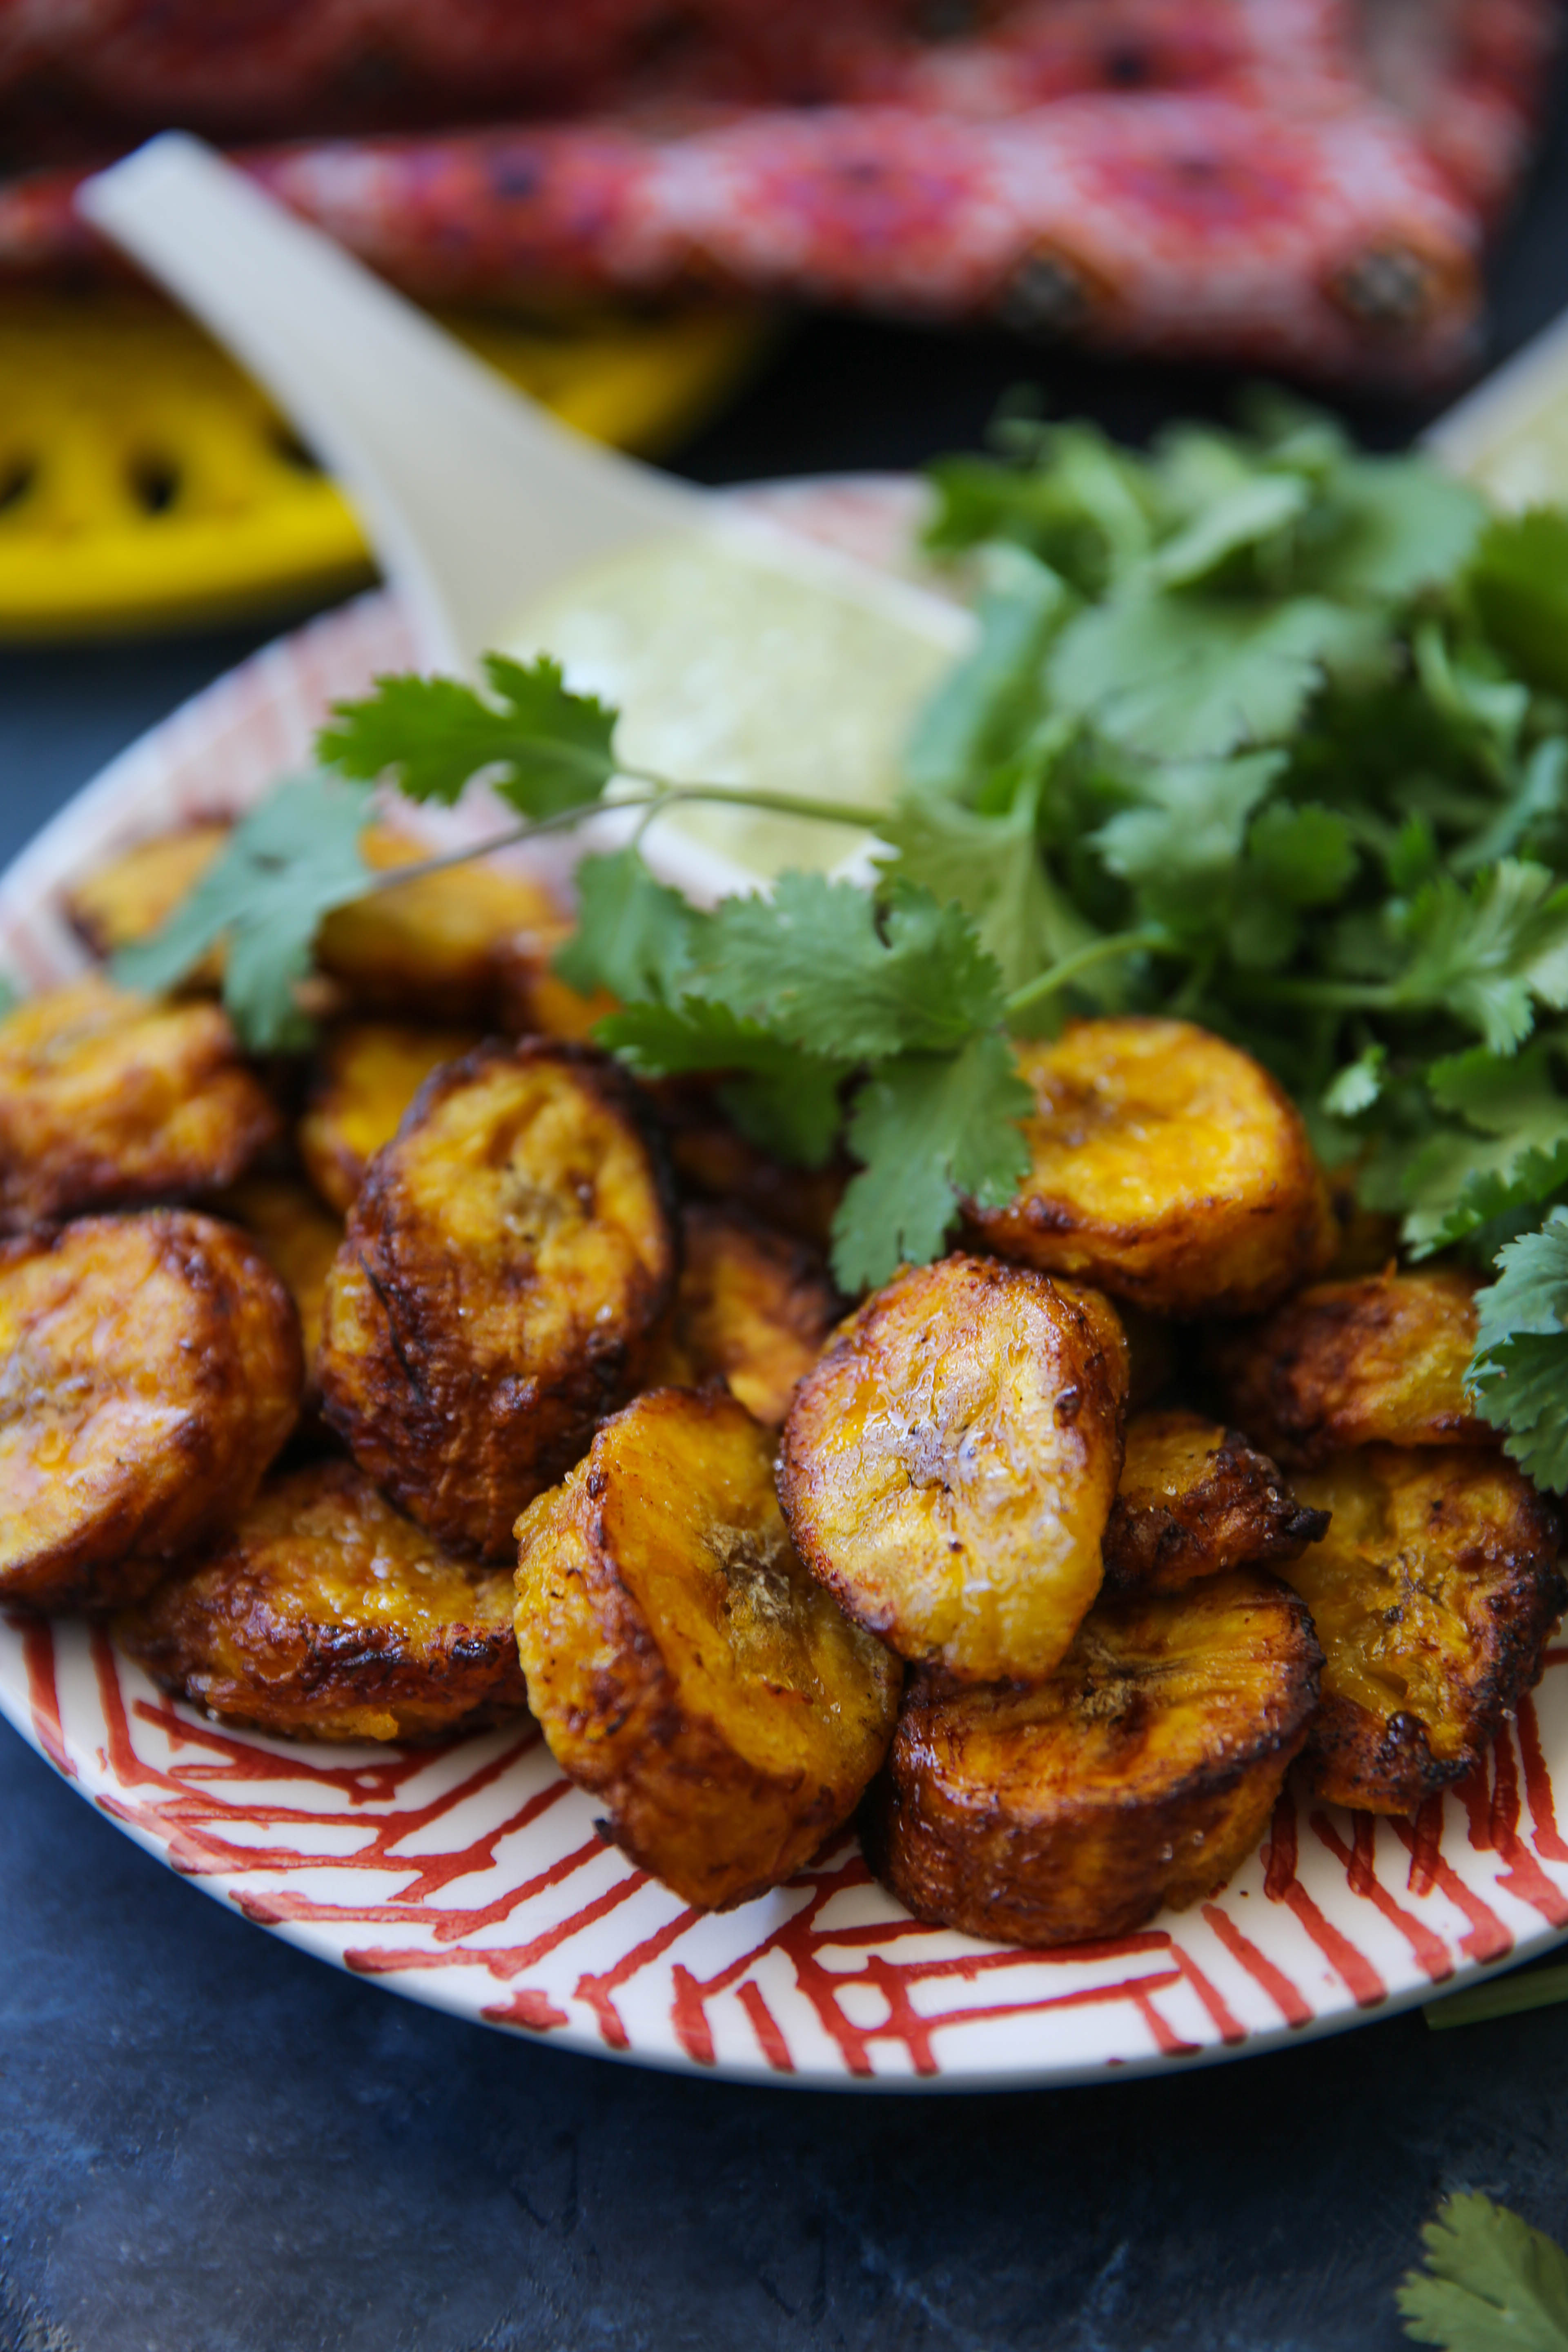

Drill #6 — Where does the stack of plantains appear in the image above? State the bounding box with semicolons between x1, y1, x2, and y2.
0;821;1559;1946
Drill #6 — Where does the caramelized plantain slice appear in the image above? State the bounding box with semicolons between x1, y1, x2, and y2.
315;827;563;1021
298;1020;482;1214
0;976;281;1232
120;1458;527;1742
1283;1446;1565;1813
492;924;619;1043
1209;1268;1492;1468
514;1387;900;1910
967;1016;1333;1316
65;821;231;982
1102;1409;1329;1597
0;1211;302;1610
864;1572;1321;1947
215;1176;343;1370
643;1204;837;1428
778;1254;1127;1683
318;1039;677;1558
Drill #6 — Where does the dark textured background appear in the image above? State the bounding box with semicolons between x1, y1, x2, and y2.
9;73;1568;2349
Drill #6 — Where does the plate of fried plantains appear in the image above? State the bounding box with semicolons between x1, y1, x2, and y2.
2;481;1566;2090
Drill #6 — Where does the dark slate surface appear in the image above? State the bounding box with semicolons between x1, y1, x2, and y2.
11;77;1568;2348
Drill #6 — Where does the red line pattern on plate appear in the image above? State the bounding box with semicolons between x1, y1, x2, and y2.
9;1525;1568;2080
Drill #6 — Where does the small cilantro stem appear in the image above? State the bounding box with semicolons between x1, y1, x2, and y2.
356;800;607;892
1002;927;1168;1017
359;777;892;896
618;772;893;833
1248;975;1400;1012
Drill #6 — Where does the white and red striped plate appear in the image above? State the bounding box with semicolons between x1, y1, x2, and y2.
2;479;1565;2089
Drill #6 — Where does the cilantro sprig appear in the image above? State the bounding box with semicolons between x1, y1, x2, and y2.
1400;2192;1568;2350
113;776;376;1050
119;655;1080;1292
110;393;1568;1440
912;396;1568;1482
564;852;1041;1287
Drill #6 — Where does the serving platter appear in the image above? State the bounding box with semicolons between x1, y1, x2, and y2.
2;476;1567;2090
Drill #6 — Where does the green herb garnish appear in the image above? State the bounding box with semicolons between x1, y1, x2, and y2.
1400;2192;1568;2350
112;393;1568;1418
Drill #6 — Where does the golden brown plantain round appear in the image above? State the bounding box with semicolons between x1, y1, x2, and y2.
0;1210;302;1610
318;1038;677;1558
642;1203;837;1429
1283;1446;1565;1813
65;821;231;982
965;1016;1334;1316
119;1458;527;1742
863;1572;1322;1947
1209;1268;1492;1468
1102;1408;1329;1597
514;1387;901;1911
777;1253;1127;1683
298;1020;482;1214
492;924;619;1043
314;827;563;1021
215;1176;343;1370
0;976;281;1231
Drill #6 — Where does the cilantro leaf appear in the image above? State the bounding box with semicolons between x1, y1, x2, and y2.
696;873;1005;1059
1402;1043;1568;1254
553;846;698;1004
1248;802;1358;906
875;780;1099;998
113;775;374;1050
1470;509;1568;700
1394;860;1568;1051
594;998;847;1167
1145;470;1311;590
1091;751;1286;895
318;653;618;818
1323;1043;1387;1118
1467;1208;1568;1490
833;1033;1033;1291
1049;590;1379;759
1399;2192;1568;2352
1311;458;1483;606
924;423;1154;593
902;545;1067;798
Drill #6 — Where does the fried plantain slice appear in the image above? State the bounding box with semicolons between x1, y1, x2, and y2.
966;1016;1333;1316
0;1211;302;1610
1102;1409;1330;1597
863;1572;1321;1946
1209;1268;1492;1468
514;1387;900;1910
643;1204;837;1429
314;827;563;1021
0;976;281;1231
491;924;619;1044
119;1458;527;1742
1283;1446;1565;1813
65;822;231;983
778;1254;1127;1683
318;1038;677;1558
216;1176;343;1369
298;1020;482;1214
